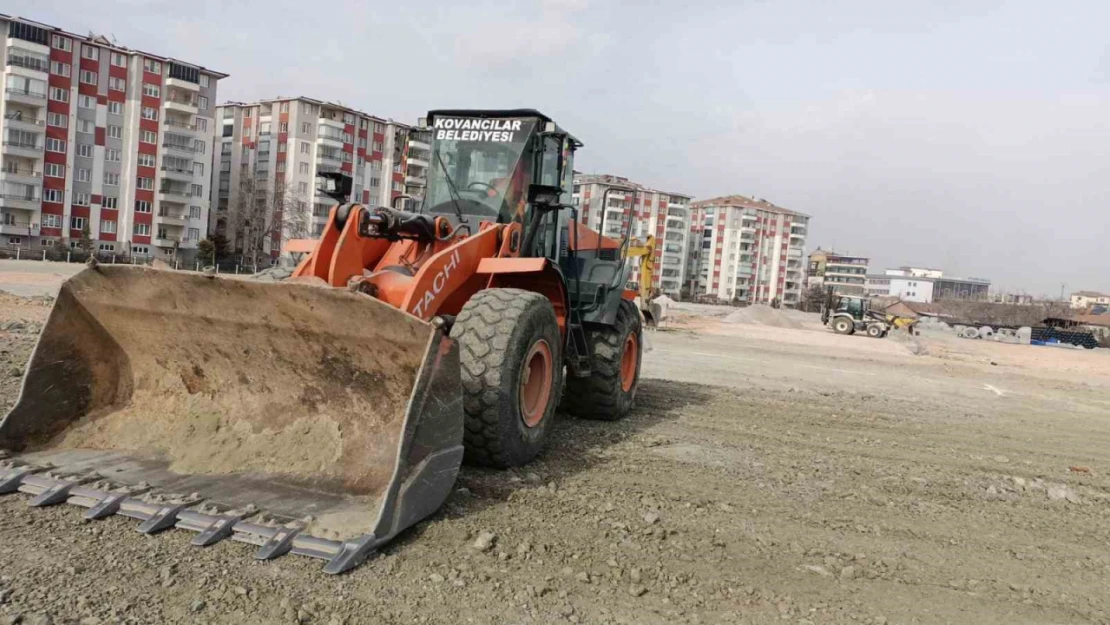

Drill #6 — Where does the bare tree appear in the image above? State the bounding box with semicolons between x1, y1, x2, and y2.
229;175;311;268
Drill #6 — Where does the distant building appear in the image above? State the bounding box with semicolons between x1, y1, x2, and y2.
866;267;990;303
807;249;869;296
992;293;1034;306
1070;291;1110;310
686;195;808;306
571;174;693;297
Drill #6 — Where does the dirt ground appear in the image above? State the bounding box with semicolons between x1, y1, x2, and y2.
2;274;1110;624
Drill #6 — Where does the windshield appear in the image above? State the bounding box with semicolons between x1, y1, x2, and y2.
423;117;537;223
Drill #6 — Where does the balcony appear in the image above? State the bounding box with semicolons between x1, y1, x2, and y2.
4;113;45;132
163;96;198;115
316;133;344;149
6;51;49;75
0;222;39;236
410;138;430;151
158;186;191;204
4;86;46;106
317;151;343;168
160;165;193;182
164;77;199;92
154;235;182;248
156;209;189;227
163;118;202;136
161;141;197;155
1;140;42;159
0;193;40;211
787;247;803;258
318;116;345;130
407;155;428;168
0;167;41;184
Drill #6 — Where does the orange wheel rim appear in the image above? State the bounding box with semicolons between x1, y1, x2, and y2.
520;339;553;428
620;332;638;392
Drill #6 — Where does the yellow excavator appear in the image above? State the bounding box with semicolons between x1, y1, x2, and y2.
627;235;664;327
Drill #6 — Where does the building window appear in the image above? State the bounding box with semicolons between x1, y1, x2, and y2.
189;183;203;197
372;141;383;152
259;122;271;135
108;101;123;115
99;220;117;234
107;125;122;139
199;74;210;88
45;138;66;153
49;88;69;103
140;130;157;143
104;172;120;186
46;112;67;128
298;182;309;194
298;162;310;174
141;106;158;121
108;76;125;91
137;153;155;167
73;194;90;208
98;243;115;252
51;61;70;77
106;149;121;162
102;196;118;209
198;96;208;111
193;140;206;154
43;189;62;203
189;206;202;219
142;83;160;98
110;52;126;67
135;223;151;236
135;200;151;213
77;119;94;134
45;163;65;178
77;144;93;158
300;141;310;154
143;58;162;74
42;214;62;228
137;177;153;190
193;162;205;177
78;95;96;109
52;35;71;51
81;44;99;61
188;228;200;241
79;70;97;85
373;122;385;133
196;118;207;131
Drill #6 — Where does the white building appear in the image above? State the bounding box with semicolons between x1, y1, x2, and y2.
572;174;692;297
867;267;990;303
687;195;808;306
1070;291;1110;310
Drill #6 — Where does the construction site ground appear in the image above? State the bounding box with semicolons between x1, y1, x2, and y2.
2;265;1110;625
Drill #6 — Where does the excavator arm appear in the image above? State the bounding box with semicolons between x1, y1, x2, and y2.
625;235;663;327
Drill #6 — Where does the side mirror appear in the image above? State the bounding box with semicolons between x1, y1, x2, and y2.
528;184;562;207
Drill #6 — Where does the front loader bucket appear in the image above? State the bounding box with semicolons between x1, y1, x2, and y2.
0;266;463;574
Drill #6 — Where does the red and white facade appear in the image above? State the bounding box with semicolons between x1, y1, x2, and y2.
0;15;224;260
214;97;416;261
572;174;693;297
687;195;809;306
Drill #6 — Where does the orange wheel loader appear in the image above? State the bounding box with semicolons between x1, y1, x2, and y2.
0;109;645;573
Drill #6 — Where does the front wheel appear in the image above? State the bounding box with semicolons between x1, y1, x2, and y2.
866;324;885;338
451;288;563;468
832;317;855;335
562;299;643;421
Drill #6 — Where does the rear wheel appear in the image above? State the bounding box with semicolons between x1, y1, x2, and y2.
562;299;643;421
832;317;855;335
866;324;884;338
451;288;563;468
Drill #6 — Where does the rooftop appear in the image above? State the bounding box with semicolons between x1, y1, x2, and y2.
1072;291;1110;298
691;194;808;218
218;97;407;127
574;174;692;199
1;14;228;78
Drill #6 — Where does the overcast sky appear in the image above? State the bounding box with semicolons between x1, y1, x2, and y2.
15;0;1110;296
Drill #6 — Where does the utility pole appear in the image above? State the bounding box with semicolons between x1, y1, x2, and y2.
1060;283;1066;302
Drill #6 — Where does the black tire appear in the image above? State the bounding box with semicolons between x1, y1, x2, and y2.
451;288;563;468
866;324;884;338
832;317;854;335
562;299;643;421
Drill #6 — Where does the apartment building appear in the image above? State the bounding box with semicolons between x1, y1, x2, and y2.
571;174;693;297
214;97;412;262
807;248;869;296
687;195;808;306
0;15;224;260
404;128;431;209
